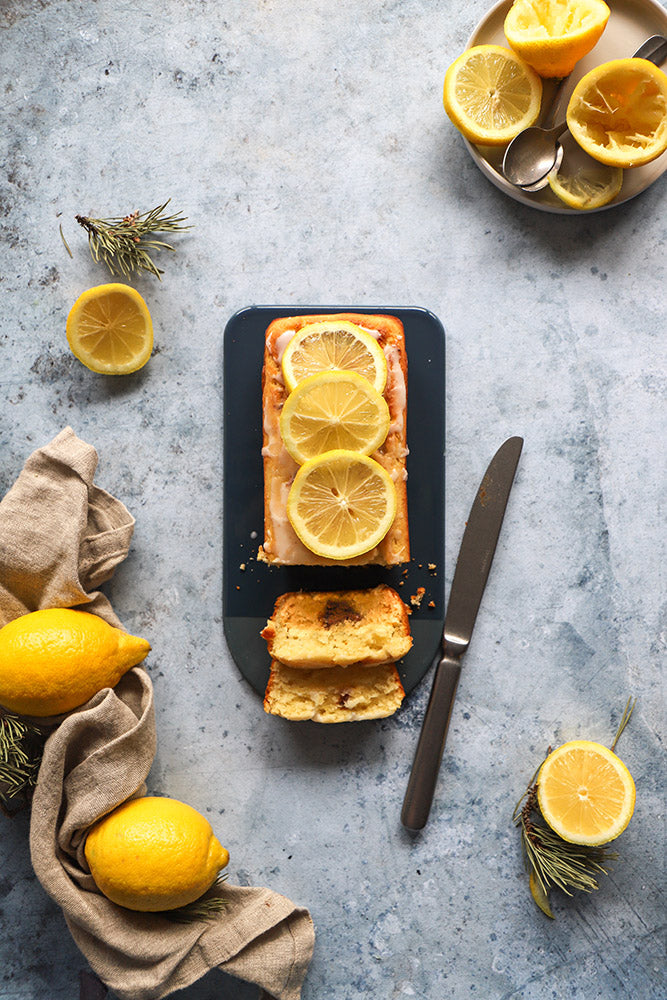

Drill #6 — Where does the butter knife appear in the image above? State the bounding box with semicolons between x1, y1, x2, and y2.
401;435;523;832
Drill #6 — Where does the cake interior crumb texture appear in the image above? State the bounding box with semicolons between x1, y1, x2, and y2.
263;661;405;723
261;584;413;668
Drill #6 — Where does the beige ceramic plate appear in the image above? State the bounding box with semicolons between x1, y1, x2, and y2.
463;0;667;214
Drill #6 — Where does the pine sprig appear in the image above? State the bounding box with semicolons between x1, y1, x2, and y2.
0;713;46;815
67;200;192;279
163;872;229;923
514;783;617;901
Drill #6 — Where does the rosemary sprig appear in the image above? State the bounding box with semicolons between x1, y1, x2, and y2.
69;200;191;279
163;872;229;923
0;712;46;816
514;697;635;917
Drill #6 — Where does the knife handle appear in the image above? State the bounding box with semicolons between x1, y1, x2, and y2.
401;653;462;832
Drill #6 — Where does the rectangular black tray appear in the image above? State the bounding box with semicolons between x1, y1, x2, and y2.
223;305;446;698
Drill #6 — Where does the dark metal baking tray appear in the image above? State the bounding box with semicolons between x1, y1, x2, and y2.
222;305;446;700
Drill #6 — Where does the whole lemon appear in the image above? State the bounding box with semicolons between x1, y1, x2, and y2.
84;796;229;911
0;608;150;716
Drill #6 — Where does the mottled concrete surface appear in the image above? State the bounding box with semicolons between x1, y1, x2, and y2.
1;1;665;999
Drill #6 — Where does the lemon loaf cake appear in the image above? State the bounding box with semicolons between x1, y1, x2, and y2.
258;312;409;566
261;585;413;669
263;661;405;722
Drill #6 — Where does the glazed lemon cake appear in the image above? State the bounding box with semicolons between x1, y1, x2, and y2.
261;585;413;669
258;313;409;566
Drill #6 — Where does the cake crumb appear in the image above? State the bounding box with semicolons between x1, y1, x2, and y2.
428;600;435;608
240;563;246;571
398;580;404;586
410;587;426;608
428;563;437;571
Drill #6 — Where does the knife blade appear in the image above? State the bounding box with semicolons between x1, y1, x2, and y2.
401;435;523;832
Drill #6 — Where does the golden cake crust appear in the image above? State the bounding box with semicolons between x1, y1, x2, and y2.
258;312;410;566
260;585;413;669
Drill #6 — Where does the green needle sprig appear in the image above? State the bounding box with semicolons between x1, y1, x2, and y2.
164;873;229;923
514;697;636;918
0;713;46;816
62;200;192;279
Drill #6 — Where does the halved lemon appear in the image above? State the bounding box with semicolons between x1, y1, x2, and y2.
567;58;667;168
443;45;542;146
548;146;623;209
537;740;636;846
280;370;390;465
286;450;397;560
281;321;387;394
504;0;610;78
66;283;153;374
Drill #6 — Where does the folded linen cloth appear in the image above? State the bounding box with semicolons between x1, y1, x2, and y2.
0;428;314;1000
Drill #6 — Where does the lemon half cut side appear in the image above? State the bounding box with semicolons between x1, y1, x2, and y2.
286;450;397;560
537;740;636;846
66;283;154;374
443;45;542;146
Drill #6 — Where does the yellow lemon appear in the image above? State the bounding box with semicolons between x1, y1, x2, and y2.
567;58;667;167
281;321;387;394
443;45;542;146
548;155;623;209
280;370;391;464
66;283;154;374
84;796;229;911
0;608;150;716
504;0;610;78
537;740;636;846
286;449;397;560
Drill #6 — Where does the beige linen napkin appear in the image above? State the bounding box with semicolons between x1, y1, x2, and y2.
0;428;314;1000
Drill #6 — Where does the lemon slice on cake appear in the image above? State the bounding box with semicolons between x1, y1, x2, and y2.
66;284;153;374
567;59;667;168
280;370;390;464
504;0;610;78
281;321;387;394
287;450;397;560
443;45;542;146
537;740;636;846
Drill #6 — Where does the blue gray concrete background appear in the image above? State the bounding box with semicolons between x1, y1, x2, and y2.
1;1;665;998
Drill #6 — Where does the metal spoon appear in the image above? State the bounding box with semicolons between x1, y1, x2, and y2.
502;34;667;191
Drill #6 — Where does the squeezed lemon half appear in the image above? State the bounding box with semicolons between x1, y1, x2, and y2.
504;0;610;78
567;58;667;168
